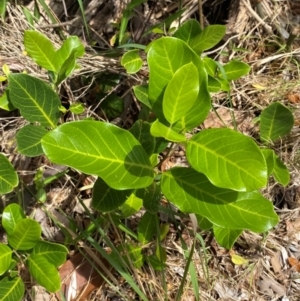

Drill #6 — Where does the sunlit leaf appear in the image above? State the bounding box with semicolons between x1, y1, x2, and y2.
260;102;294;142
31;241;68;267
163;62;199;124
27;254;61;292
42;120;154;189
133;85;151;108
8;219;41;250
0;244;12;275
173;20;203;54
150;119;186;142
2;203;25;235
24;30;58;71
186;128;267;191
222;60;251;81
196;25;226;51
0;277;24;301
121;49;143;74
8;74;61;127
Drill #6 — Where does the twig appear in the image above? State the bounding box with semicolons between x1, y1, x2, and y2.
241;0;272;34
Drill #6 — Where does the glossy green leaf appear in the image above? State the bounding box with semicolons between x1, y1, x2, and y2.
121;49;143;74
186;128;267;191
69;102;85;114
137;211;157;244
2;203;25;235
0;244;12;275
222;60;251;81
92;177;132;212
261;149;275;177
196;25;226;51
161;167;279;232
8;74;61;127
163;62;199;124
150;119;186;142
203;57;217;76
119;193;143;217
273;154;290;186
8;219;41;250
148;37;200;102
133;85;151;108
213;226;242;249
31;241;68;267
56;53;76;84
56;36;85;67
129;120;155;156
27;254;61;292
174;64;211;130
0;277;24;301
173;20;203;54
42;120;154;189
16;125;47;157
136;181;161;213
260;102;294;142
24;30;58;71
0;154;18;194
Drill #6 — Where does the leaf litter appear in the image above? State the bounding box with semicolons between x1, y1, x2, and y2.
0;0;300;300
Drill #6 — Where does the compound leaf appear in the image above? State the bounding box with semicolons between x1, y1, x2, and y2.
41;120;154;190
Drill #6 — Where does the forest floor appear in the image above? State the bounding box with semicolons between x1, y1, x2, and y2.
1;0;300;300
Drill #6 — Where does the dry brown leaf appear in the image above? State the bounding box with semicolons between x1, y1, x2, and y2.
270;252;282;274
288;257;300;272
256;276;286;296
287;92;300;104
57;251;109;301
